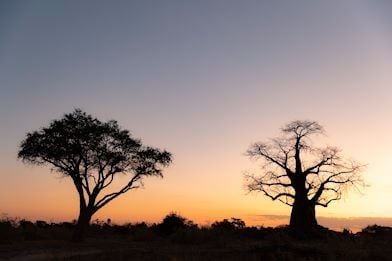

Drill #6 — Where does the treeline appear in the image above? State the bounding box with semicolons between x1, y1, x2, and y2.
3;213;392;260
0;213;262;242
2;212;392;243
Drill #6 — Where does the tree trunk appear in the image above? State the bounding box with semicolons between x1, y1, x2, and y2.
289;198;317;237
72;207;93;242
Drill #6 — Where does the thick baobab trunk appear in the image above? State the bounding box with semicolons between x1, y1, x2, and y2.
72;207;94;242
290;197;317;236
289;176;318;237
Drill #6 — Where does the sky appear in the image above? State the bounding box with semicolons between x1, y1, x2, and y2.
1;0;392;230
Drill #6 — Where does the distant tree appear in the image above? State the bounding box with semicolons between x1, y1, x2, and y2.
18;109;172;241
156;212;196;235
211;218;246;230
245;120;364;236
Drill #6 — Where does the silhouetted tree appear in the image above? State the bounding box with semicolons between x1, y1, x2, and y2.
156;212;196;235
211;218;246;230
18;109;172;241
245;120;364;236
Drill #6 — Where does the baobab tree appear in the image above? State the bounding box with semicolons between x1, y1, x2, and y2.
245;120;364;235
18;109;172;241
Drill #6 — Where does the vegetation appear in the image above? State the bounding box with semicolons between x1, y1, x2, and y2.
13;113;384;259
18;109;172;241
1;214;392;260
246;120;364;236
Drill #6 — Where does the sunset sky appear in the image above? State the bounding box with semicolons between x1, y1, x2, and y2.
1;1;392;230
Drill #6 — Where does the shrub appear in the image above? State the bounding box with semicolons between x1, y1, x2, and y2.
0;216;20;243
156;212;197;236
211;218;246;230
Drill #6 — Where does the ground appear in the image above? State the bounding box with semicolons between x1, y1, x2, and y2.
1;218;392;260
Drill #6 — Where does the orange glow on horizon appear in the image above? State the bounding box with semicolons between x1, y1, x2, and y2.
1;1;392;233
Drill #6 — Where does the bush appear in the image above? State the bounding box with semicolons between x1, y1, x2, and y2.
19;219;39;240
0;216;20;243
211;218;245;230
155;212;197;236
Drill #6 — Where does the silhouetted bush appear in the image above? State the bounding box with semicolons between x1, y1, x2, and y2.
19;219;39;240
360;224;392;239
35;220;49;228
0;217;20;243
155;212;197;236
211;218;245;230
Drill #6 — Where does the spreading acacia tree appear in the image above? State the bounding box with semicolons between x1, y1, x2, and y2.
245;120;364;235
18;109;172;241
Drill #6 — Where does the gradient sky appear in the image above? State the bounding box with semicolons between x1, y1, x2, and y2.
1;1;392;229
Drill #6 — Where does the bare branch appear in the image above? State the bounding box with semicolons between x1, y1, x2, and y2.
245;120;365;215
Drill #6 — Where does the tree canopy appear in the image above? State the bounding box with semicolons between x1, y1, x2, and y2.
18;109;172;240
245;120;364;234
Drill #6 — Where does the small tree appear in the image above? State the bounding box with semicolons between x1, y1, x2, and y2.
211;218;246;230
156;212;196;235
18;109;172;241
245;120;364;235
